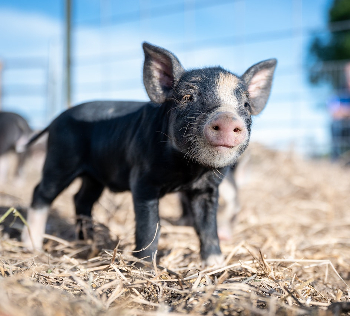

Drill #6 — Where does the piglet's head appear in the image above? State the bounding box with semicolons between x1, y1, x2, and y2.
143;42;277;168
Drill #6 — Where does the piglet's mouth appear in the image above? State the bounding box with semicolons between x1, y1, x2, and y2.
205;132;247;149
208;139;242;149
213;144;234;149
211;144;235;153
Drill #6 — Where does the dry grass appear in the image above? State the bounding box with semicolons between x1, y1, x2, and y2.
0;143;350;315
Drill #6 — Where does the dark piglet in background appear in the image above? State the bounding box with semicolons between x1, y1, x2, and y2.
22;42;277;266
0;111;32;181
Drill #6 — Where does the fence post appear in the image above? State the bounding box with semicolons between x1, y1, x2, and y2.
0;61;2;111
65;0;72;108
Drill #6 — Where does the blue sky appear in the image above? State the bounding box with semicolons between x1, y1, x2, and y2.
0;0;334;154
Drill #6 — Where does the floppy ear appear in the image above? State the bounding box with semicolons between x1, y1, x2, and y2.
143;42;185;104
242;59;277;115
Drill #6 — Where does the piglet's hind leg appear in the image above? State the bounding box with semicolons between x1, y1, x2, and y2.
21;206;49;250
22;162;78;250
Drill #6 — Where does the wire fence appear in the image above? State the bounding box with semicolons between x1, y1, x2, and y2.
0;57;51;128
1;0;350;158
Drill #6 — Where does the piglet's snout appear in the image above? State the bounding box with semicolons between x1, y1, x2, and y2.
204;112;247;148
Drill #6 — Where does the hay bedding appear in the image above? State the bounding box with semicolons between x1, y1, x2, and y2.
0;144;350;315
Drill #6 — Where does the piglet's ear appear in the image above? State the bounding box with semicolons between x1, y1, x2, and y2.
143;42;185;104
242;59;277;115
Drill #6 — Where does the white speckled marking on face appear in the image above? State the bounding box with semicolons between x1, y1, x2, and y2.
216;73;240;112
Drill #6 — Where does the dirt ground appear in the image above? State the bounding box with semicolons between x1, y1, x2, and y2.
0;143;350;315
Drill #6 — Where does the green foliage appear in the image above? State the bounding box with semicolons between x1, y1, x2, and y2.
329;0;350;22
308;0;350;89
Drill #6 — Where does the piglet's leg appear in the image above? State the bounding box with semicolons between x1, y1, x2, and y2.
180;188;223;267
217;173;240;241
74;176;104;240
22;157;78;250
21;206;49;250
131;181;160;262
0;154;10;184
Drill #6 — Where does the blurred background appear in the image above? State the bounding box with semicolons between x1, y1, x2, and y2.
0;0;349;158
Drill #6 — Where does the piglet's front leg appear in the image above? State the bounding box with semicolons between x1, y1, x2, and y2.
180;188;224;267
131;182;161;261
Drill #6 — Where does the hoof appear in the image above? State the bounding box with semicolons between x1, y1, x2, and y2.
202;254;225;268
21;226;43;251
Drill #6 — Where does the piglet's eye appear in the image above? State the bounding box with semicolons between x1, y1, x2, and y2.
244;102;250;108
182;94;193;103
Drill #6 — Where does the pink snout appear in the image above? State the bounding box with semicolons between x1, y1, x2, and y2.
204;112;247;148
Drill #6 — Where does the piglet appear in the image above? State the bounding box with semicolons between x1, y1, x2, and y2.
22;42;276;266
